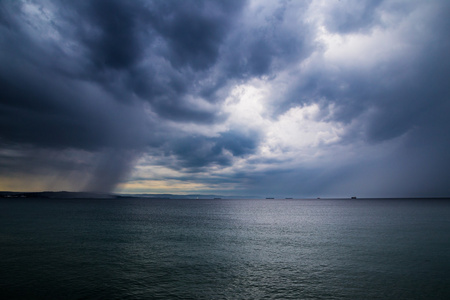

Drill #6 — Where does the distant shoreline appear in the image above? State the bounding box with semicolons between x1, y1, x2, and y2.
1;191;449;201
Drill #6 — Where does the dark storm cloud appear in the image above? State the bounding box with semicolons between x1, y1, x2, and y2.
0;56;150;150
62;0;247;122
148;0;245;71
0;0;253;191
169;130;259;169
223;1;312;80
0;0;147;191
1;0;450;196
76;0;145;70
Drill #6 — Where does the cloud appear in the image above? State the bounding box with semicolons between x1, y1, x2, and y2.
0;0;450;197
321;0;384;34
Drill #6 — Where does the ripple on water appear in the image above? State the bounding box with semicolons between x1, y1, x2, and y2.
1;198;450;299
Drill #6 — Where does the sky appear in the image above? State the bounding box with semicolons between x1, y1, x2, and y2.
1;0;450;198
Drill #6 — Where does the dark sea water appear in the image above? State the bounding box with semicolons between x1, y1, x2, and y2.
1;198;450;299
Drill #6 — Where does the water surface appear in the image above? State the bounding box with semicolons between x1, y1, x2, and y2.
1;198;449;299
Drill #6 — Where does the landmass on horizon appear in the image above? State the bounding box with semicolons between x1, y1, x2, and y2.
1;191;449;201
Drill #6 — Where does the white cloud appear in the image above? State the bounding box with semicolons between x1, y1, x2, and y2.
223;80;271;132
264;103;342;151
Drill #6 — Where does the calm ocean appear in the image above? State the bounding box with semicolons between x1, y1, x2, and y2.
1;198;449;299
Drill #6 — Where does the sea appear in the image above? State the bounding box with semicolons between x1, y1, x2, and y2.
1;198;449;299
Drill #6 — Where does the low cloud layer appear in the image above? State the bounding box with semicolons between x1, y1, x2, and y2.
1;0;450;197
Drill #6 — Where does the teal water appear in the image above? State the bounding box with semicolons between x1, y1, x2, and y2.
1;198;449;299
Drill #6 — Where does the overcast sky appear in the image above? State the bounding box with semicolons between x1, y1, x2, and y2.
1;0;449;198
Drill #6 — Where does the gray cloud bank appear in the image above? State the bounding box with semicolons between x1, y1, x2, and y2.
0;0;449;197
